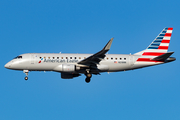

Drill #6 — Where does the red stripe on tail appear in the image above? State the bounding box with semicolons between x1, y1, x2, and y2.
168;28;173;30
164;33;171;37
161;40;170;43
137;58;163;62
158;46;168;50
142;52;165;56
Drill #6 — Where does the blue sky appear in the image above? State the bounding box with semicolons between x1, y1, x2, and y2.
0;0;179;120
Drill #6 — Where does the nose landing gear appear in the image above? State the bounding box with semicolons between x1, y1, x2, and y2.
23;70;29;80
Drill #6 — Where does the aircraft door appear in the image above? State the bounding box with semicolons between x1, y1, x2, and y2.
31;54;35;64
129;54;134;66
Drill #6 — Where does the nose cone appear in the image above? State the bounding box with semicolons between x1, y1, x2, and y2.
4;62;11;69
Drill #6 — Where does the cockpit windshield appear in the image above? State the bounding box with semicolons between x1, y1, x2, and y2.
14;56;22;59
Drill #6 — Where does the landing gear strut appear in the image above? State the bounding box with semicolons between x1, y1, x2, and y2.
85;70;92;83
23;70;29;80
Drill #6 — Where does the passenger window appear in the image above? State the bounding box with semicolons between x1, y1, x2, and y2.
53;57;55;59
115;58;117;60
66;57;68;59
61;57;63;59
75;57;76;59
107;57;109;60
124;58;126;60
111;58;113;60
44;57;46;59
48;57;50;59
84;57;86;59
40;57;42;59
79;57;81;59
70;57;72;59
57;57;59;59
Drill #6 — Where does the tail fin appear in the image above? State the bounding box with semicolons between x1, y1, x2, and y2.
135;27;173;56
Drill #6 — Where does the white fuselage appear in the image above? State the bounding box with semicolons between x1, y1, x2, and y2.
5;53;162;73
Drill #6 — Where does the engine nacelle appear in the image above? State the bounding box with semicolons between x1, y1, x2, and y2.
61;72;80;79
53;64;80;72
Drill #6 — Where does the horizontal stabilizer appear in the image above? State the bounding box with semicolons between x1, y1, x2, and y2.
151;52;174;61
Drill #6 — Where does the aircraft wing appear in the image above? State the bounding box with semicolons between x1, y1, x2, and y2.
77;38;113;66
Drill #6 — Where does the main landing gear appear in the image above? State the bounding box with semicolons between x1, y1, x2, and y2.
23;70;29;80
85;70;92;83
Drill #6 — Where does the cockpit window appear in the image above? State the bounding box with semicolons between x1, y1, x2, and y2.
14;56;22;59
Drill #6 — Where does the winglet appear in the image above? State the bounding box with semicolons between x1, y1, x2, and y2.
103;38;114;51
77;38;114;65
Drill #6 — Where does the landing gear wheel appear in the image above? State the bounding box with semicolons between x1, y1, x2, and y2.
25;76;28;80
85;77;91;83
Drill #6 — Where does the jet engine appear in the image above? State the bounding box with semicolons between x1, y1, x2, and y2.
53;64;80;72
61;72;81;79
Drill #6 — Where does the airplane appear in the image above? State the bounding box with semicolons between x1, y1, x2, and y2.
4;28;176;83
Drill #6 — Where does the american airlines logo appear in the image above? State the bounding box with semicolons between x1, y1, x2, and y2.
38;58;44;63
39;58;78;63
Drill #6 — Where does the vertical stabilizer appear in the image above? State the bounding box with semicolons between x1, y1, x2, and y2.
146;27;173;53
135;28;173;55
134;27;173;63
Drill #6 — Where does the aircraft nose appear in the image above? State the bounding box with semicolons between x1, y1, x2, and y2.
4;62;11;69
